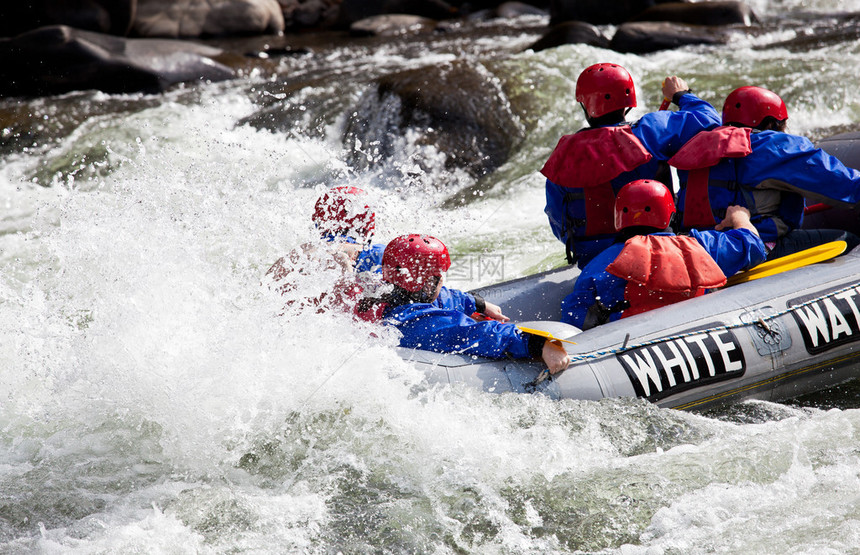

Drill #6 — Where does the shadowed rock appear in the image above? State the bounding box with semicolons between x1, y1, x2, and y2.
631;1;757;26
550;0;654;25
610;21;729;53
278;0;340;30
0;25;234;97
133;0;284;38
760;13;860;51
0;0;137;37
528;21;608;51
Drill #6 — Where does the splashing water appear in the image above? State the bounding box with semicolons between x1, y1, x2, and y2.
3;1;860;551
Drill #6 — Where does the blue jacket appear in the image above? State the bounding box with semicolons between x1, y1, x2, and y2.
354;243;385;273
382;286;533;359
677;130;860;242
545;93;721;268
561;228;767;328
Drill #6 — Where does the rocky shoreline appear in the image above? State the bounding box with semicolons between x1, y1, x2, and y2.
4;0;858;99
2;0;859;188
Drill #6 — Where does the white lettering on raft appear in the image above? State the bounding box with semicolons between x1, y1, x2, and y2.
617;330;745;399
791;284;860;353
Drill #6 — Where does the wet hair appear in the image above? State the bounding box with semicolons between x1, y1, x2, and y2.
584;107;628;128
757;116;787;132
725;116;787;132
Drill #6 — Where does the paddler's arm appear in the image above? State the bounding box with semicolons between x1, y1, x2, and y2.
635;77;721;159
715;204;759;235
479;298;509;322
662;76;691;105
698;205;767;273
521;331;570;374
440;287;511;322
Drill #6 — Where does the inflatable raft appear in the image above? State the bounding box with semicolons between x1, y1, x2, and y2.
401;246;860;410
399;132;860;411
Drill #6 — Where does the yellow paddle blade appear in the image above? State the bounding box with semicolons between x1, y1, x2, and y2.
517;326;577;345
725;240;847;286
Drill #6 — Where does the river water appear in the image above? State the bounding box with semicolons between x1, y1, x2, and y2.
3;1;860;552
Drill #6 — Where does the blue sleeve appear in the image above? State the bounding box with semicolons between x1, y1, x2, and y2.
432;286;477;314
354;243;386;273
691;228;767;276
560;244;627;327
739;132;860;206
632;93;721;160
386;304;531;359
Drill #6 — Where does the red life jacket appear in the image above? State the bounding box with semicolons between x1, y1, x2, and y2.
668;126;752;229
541;126;653;236
605;235;727;318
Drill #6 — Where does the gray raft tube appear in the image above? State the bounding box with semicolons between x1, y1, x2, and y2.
400;245;860;412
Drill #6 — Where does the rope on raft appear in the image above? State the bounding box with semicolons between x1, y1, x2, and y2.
567;280;859;363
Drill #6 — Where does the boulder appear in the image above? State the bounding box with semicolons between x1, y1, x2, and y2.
337;0;458;28
631;1;757;26
0;0;137;37
528;21;608;51
761;15;860;51
0;25;235;97
350;15;437;37
342;61;524;180
132;0;284;38
497;2;548;17
550;0;654;25
278;0;340;30
609;21;729;53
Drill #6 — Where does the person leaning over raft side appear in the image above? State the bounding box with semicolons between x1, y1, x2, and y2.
561;179;767;330
355;234;571;374
670;85;860;260
266;186;386;307
311;185;386;273
541;63;721;269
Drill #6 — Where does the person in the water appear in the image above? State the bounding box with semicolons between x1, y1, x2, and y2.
355;234;571;374
561;179;767;329
266;186;385;310
541;63;721;269
670;85;860;259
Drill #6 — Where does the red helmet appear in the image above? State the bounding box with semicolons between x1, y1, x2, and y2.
312;186;375;242
575;63;637;119
615;179;675;231
722;86;788;128
382;234;451;292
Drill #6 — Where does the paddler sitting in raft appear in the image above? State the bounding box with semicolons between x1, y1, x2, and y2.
561;179;767;330
670;85;860;259
542;63;721;269
355;234;571;374
266;186;385;310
